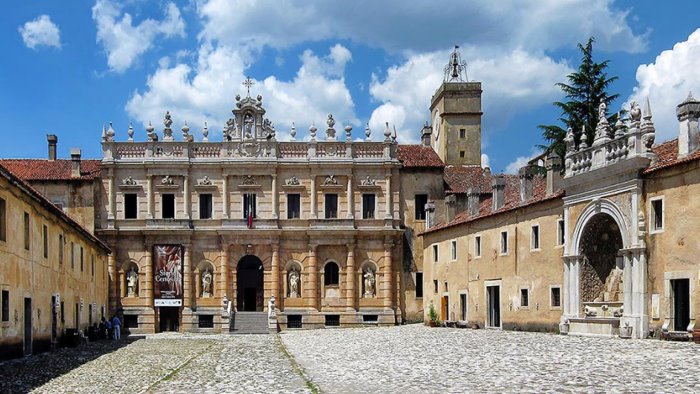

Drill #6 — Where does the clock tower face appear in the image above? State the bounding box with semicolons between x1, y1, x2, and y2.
432;109;441;144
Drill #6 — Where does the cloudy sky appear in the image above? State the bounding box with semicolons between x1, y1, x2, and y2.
2;1;699;173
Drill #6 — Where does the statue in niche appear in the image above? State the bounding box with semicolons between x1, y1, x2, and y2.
202;269;213;297
288;269;300;298
126;269;138;297
363;268;376;297
243;113;254;139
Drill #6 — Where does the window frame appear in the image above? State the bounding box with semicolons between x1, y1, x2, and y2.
550;286;562;309
124;193;138;219
323;261;340;287
459;128;466;139
1;290;8;322
433;280;438;294
243;193;257;219
500;230;508;255
362;193;376;219
23;212;30;250
162;193;176;219
450;240;457;261
199;193;213;219
414;194;428;221
43;224;48;259
557;218;565;246
474;235;482;258
531;224;540;251
58;234;64;265
0;197;6;242
432;244;438;262
324;193;338;219
415;272;423;298
287;193;301;219
520;287;529;309
649;196;664;234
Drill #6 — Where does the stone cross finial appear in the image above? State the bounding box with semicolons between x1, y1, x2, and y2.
242;77;255;97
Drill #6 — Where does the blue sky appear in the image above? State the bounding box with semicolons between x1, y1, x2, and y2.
1;1;700;173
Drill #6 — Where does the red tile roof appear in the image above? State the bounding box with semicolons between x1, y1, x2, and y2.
644;138;700;174
0;162;110;253
397;145;445;169
443;165;491;193
423;173;563;235
0;159;101;181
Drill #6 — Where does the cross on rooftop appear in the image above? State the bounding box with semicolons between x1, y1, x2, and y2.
243;77;255;97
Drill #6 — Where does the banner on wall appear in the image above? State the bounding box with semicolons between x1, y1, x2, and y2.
153;244;183;307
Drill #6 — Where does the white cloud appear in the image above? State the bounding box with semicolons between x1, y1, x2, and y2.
368;47;572;144
196;0;647;54
481;154;491;169
92;0;185;73
626;28;700;143
126;44;357;141
18;15;61;49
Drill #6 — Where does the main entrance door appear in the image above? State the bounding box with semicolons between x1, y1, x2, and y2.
159;307;180;332
671;278;690;331
237;255;264;311
486;285;500;328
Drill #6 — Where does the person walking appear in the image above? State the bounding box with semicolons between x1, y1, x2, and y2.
105;318;112;340
111;315;122;340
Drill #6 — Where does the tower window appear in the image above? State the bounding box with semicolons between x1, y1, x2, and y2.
460;151;466;158
459;128;466;139
415;194;428;220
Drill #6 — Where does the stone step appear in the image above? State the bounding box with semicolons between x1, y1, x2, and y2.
229;312;270;334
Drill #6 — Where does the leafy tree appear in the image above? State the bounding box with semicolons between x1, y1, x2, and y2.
539;37;621;158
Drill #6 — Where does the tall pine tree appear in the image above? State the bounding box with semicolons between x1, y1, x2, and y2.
539;37;620;158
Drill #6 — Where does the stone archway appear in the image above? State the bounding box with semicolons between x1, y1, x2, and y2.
237;255;264;311
579;213;624;305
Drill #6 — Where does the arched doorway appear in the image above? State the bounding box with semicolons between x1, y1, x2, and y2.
237;255;264;311
579;213;624;305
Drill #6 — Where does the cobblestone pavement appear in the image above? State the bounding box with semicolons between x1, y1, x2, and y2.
280;324;700;393
0;333;309;394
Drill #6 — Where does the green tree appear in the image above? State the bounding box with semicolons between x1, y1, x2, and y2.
539;37;621;158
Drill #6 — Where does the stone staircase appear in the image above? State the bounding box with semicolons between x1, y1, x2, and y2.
230;312;270;334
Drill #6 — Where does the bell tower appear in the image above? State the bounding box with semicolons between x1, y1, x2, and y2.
429;46;482;167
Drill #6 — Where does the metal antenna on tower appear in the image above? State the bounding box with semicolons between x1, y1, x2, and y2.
443;45;468;82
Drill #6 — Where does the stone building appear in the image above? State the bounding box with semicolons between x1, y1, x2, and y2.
98;91;405;332
0;162;110;360
422;89;700;340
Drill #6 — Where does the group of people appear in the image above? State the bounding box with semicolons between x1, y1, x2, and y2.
87;315;122;341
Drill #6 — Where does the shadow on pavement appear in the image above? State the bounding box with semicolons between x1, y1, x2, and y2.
0;336;144;393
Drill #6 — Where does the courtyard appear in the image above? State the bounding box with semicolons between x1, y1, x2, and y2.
1;325;698;393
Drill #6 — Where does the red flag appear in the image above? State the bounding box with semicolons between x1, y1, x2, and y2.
247;211;253;229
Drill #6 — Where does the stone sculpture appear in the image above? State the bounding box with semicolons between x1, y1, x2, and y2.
127;269;138;297
289;269;300;298
202;269;213;297
363;268;376;297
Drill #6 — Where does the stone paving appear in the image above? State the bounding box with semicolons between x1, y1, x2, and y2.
0;333;309;394
2;326;699;393
281;324;700;393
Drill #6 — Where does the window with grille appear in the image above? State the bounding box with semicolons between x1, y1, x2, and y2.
198;315;214;328
325;315;340;327
287;315;303;328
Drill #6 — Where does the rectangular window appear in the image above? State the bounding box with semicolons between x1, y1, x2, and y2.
432;244;438;262
243;193;257;219
324;193;338;219
325;315;340;327
23;212;30;250
80;247;84;272
0;197;6;242
433;280;438;294
162;194;175;219
43;225;48;258
444;281;448;292
199;193;213;219
1;290;8;322
60;301;64;323
415;272;423;298
500;231;508;254
557;219;565;246
651;198;663;232
91;254;95;277
475;235;482;257
520;288;529;308
531;225;540;250
71;242;75;269
551;287;561;308
198;315;214;328
287;193;300;219
362;194;375;219
124;193;138;219
414;194;428;220
459;128;466;139
450;240;457;261
287;314;303;329
124;315;138;328
58;234;64;265
460;293;467;321
459;150;465;158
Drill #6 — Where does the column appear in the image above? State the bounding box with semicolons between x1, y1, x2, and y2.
107;247;117;312
107;173;115;220
195;271;202;300
562;258;570;317
221;241;230;302
622;251;632;316
120;271;126;299
272;174;279;219
310;176;317;219
346;244;355;310
183;176;191;220
144;244;153;307
383;241;393;308
183;244;192;309
222;175;229;219
346;176;354;219
308;244;318;309
572;257;580;317
637;251;648;337
271;243;280;305
384;173;392;219
147;175;154;219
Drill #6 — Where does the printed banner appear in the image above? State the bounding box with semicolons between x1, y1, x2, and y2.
153;245;183;303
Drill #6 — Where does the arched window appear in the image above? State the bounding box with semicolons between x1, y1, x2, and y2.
324;262;339;286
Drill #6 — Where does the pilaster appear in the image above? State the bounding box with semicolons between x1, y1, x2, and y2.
346;243;355;310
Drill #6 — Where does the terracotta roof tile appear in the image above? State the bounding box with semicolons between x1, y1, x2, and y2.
644;138;700;174
0;159;101;181
443;165;491;193
397;145;444;168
